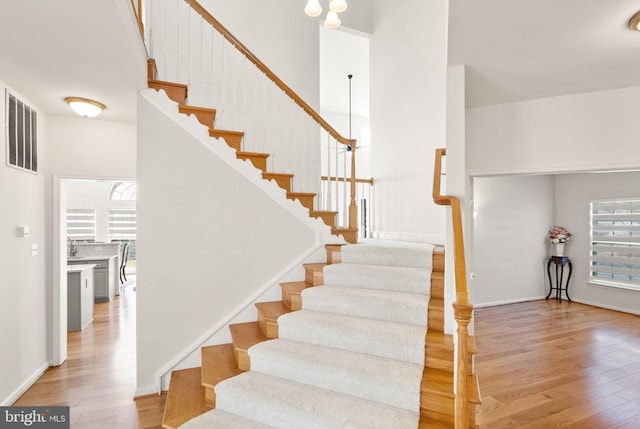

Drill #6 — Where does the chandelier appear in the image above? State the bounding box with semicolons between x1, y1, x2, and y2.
304;0;348;29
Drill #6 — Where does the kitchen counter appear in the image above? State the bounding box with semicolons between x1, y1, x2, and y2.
67;263;97;273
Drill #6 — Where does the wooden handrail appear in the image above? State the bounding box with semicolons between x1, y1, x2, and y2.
184;0;359;240
185;0;356;149
432;147;473;429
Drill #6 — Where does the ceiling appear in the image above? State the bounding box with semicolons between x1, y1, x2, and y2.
448;0;640;107
0;1;639;122
0;0;146;123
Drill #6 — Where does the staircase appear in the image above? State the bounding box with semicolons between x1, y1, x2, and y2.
147;59;358;244
160;242;479;428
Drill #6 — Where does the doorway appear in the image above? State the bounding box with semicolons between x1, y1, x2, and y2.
52;177;137;366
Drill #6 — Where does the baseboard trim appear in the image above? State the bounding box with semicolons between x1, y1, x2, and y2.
371;231;445;245
570;298;640;316
473;295;546;308
1;362;50;406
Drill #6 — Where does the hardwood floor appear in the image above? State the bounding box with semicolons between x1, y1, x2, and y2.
14;284;640;428
13;279;166;428
475;299;640;429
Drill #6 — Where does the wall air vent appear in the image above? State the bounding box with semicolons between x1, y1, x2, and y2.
6;90;38;173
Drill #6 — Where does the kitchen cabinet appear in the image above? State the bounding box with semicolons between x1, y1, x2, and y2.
68;255;117;302
67;265;95;331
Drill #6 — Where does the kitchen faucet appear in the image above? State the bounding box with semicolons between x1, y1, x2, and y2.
67;238;78;257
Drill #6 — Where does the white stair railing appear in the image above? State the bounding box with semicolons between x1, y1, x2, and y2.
142;0;359;235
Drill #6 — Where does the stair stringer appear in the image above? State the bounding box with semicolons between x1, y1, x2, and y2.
136;89;345;396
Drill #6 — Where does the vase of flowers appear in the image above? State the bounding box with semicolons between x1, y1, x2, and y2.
549;226;571;256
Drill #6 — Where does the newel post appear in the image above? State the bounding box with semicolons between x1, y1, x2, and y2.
453;302;473;429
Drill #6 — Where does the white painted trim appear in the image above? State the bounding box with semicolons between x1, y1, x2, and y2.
371;230;445;245
152;242;325;394
570;298;640;316
467;161;640;178
473;296;547;308
1;362;49;406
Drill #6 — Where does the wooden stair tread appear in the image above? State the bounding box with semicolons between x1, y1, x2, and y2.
468;373;481;404
422;368;454;398
162;367;212;429
280;281;308;294
210;129;244;137
331;227;359;243
237;151;269;158
201;343;243;389
148;79;188;104
255;300;291;321
229;321;268;351
148;78;187;90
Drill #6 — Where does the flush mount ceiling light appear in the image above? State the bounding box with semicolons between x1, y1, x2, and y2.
305;0;348;28
629;10;640;31
64;97;106;118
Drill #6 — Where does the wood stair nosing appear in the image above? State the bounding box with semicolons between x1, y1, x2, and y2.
280;281;308;311
430;272;445;299
148;79;188;105
303;263;326;286
210;129;244;152
179;104;217;128
433;246;445;273
262;172;293;192
428;298;445;332
162;367;212;429
236;151;269;173
309;210;338;228
331;227;359;244
228;321;268;371
255;300;291;339
148;58;158;81
200;343;244;407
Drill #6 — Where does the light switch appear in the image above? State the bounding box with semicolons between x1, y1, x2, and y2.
31;243;38;256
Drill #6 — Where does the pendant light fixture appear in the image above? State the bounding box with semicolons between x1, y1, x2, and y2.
305;0;348;29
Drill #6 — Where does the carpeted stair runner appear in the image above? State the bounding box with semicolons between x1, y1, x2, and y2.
248;338;423;411
180;241;434;429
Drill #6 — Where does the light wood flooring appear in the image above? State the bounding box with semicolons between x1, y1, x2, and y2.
475;299;640;429
13;280;166;428
14;285;640;428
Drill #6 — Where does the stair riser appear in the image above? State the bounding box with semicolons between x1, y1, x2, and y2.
205;387;215;408
257;316;279;339
211;132;243;152
287;195;314;211
179;106;216;128
304;267;324;286
428;304;444;332
431;273;444;299
281;291;302;311
237;154;267;172
263;174;292;192
149;81;187;104
325;244;344;264
311;213;336;228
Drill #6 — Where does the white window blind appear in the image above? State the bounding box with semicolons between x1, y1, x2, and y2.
67;208;96;241
590;199;640;289
109;208;137;240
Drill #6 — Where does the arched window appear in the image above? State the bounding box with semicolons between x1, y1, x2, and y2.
109;182;136;201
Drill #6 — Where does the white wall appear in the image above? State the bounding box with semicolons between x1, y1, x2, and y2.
472;175;554;306
0;83;50;405
370;0;448;243
555;172;640;315
467;85;640;176
48;116;136;179
136;90;333;394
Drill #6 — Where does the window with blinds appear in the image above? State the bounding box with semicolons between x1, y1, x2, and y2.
108;208;137;240
66;208;96;241
590;198;640;290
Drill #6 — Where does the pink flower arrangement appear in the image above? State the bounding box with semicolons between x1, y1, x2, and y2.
549;226;571;244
